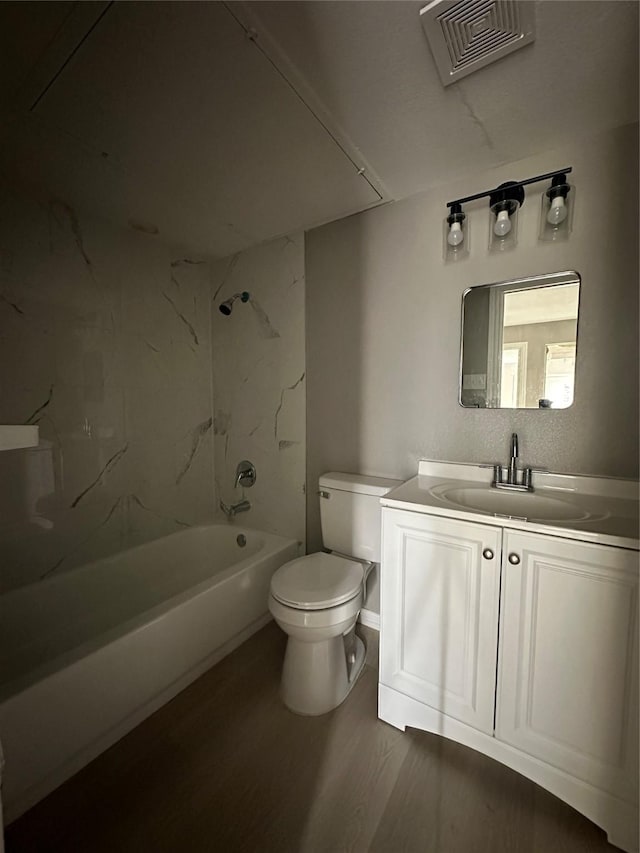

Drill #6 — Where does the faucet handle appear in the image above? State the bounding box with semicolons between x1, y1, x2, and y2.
521;466;548;489
235;459;256;489
479;463;502;484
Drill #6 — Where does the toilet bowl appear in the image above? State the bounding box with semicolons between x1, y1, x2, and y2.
269;552;370;715
268;472;401;716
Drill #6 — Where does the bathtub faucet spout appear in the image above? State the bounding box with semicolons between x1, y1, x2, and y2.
220;498;251;518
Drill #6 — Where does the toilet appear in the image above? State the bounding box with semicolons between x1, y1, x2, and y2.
269;472;400;716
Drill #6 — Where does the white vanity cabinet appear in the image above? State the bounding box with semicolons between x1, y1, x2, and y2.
379;509;501;734
496;530;639;804
379;507;639;852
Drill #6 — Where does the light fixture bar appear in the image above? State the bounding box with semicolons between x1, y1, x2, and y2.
447;167;572;209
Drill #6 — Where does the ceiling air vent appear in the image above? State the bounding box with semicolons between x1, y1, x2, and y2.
420;0;535;86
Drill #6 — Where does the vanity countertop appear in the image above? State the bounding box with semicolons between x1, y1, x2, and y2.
381;461;640;552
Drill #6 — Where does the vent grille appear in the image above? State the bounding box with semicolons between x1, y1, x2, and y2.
420;0;535;86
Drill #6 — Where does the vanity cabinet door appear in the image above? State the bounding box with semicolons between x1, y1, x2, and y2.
380;509;502;734
496;531;639;803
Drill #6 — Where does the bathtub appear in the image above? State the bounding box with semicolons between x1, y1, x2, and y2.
0;523;299;823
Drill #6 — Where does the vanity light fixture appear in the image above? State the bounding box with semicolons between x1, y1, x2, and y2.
488;181;525;251
445;166;573;258
443;202;469;261
539;173;574;241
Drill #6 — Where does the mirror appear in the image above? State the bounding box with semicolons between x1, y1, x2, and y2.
460;271;580;409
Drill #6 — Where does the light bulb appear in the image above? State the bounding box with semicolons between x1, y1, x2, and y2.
546;195;568;226
493;209;512;237
447;221;464;247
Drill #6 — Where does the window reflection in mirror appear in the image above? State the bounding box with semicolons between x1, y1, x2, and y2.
460;272;580;409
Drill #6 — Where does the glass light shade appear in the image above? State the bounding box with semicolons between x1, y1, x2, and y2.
539;183;574;241
443;215;469;261
488;204;519;252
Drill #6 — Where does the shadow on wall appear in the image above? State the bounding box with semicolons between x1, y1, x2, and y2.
305;225;366;556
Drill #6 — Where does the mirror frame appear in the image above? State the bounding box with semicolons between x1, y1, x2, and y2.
459;270;581;410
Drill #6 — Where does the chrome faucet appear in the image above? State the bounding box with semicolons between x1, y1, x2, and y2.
221;461;256;517
507;433;519;485
220;498;251;518
483;433;538;492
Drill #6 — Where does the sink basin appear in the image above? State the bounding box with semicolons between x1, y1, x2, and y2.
431;485;591;523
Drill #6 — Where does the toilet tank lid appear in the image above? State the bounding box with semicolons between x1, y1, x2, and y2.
319;472;402;497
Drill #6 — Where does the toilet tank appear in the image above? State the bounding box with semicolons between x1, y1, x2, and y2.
319;472;402;562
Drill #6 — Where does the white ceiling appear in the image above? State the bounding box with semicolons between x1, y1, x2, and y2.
0;1;637;258
504;283;579;327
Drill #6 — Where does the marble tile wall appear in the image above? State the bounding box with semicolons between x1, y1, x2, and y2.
0;183;214;593
210;234;305;547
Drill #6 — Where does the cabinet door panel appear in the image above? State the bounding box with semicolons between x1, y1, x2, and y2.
497;531;639;801
380;509;501;734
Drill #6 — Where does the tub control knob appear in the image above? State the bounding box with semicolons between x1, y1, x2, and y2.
235;460;256;488
482;548;494;560
508;553;521;565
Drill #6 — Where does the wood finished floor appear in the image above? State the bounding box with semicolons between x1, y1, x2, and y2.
6;622;617;853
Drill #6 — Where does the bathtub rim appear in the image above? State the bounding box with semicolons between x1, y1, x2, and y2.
1;528;300;822
0;523;300;704
1;521;274;604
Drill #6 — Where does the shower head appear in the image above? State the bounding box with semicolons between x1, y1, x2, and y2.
219;291;250;315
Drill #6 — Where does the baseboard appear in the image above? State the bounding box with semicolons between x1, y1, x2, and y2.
358;608;380;631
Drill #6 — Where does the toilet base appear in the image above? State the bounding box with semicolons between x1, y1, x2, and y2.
281;633;366;716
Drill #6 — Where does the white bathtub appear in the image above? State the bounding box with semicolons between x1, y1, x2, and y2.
0;523;299;823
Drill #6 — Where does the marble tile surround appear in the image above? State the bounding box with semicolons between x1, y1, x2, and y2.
0;184;214;592
210;235;306;547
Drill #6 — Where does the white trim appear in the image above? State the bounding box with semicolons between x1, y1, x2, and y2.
486;286;504;407
500;340;528;408
358;608;380;631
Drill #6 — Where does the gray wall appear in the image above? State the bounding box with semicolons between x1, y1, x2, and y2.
306;123;639;558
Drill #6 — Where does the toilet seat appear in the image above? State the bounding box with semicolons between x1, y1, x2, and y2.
270;552;364;610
